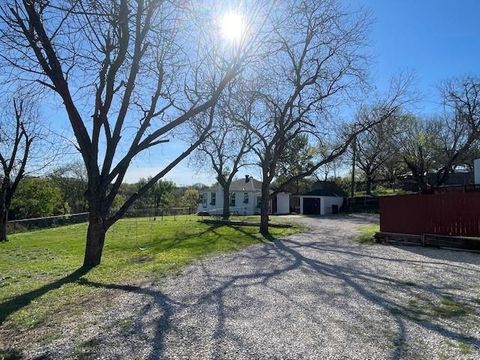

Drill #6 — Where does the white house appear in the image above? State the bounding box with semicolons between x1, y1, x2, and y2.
198;176;290;216
291;189;344;215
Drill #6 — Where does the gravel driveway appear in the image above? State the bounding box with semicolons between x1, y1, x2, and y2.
29;215;480;359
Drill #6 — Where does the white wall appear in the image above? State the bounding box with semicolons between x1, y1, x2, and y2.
321;196;344;215
275;192;290;214
297;196;343;215
198;190;294;215
230;191;256;215
299;197;305;215
197;190;260;215
475;159;480;184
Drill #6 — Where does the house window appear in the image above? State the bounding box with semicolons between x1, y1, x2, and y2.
230;192;236;206
243;192;249;204
210;192;216;206
257;196;262;208
202;193;207;208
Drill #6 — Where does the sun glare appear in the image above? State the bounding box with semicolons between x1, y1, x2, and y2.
220;12;244;42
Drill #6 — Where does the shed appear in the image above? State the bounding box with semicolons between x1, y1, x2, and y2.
292;189;344;215
272;192;290;215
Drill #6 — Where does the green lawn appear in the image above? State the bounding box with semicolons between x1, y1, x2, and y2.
356;223;380;243
0;216;299;332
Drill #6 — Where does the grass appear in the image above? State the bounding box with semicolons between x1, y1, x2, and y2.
356;223;380;243
433;298;471;318
404;295;473;322
447;340;475;356
0;215;299;332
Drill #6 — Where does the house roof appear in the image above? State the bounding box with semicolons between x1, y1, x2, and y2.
229;177;262;192
296;189;343;197
210;176;262;192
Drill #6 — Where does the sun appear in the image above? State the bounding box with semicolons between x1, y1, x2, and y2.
220;12;244;42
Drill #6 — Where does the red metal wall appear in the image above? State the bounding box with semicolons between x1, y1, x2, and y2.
379;192;480;236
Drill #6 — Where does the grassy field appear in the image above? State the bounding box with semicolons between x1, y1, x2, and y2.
0;216;299;333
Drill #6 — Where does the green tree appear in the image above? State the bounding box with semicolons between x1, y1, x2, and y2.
134;178;176;209
49;161;88;213
275;134;317;193
10;178;64;219
180;188;200;210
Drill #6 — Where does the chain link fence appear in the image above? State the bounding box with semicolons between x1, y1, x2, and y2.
7;212;90;234
6;207;200;234
6;206;266;236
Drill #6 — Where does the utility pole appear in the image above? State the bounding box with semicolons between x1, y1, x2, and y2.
350;137;356;199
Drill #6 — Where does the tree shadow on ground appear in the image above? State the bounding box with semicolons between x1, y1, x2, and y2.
290;240;480;273
3;220;479;359
184;237;479;360
76;279;180;360
0;267;89;325
147;224;224;252
395;244;480;266
297;213;379;224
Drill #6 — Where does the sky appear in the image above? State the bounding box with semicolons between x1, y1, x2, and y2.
361;0;480;111
132;0;480;186
32;0;480;186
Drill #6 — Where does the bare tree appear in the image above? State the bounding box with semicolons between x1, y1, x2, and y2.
230;0;374;234
0;0;263;267
276;133;317;193
314;143;345;183
194;102;254;219
399;77;480;191
354;107;401;195
435;77;480;185
398;116;439;192
0;99;35;241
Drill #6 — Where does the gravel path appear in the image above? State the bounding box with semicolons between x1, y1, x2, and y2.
28;215;480;359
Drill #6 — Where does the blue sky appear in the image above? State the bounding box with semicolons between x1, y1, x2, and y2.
149;0;480;186
362;0;480;111
40;0;480;186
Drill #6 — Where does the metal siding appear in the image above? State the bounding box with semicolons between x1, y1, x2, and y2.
379;192;480;236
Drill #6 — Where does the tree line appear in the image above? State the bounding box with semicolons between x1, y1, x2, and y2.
3;164;202;222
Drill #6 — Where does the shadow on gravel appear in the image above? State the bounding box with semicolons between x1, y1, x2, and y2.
397;245;480;267
78;279;178;360
297;241;480;274
276;239;479;359
189;237;479;360
13;223;476;359
299;213;379;224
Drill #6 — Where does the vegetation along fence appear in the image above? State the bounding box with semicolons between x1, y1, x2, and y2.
7;207;196;234
7;212;90;233
379;191;480;237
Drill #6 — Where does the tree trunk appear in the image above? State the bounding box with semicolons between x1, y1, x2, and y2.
0;207;7;242
83;213;107;268
418;178;429;193
350;139;356;198
222;185;230;220
365;176;373;195
259;182;270;236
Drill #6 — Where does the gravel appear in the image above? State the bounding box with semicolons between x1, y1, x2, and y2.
23;214;480;359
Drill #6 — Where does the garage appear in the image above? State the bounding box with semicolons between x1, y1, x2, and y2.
292;190;345;215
